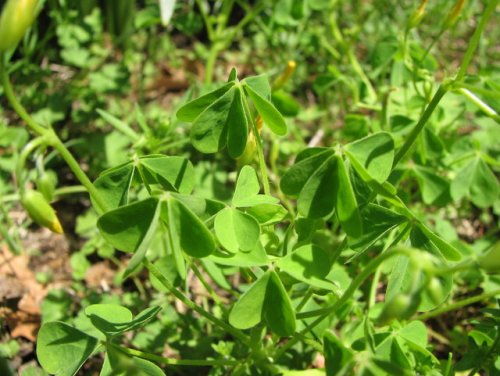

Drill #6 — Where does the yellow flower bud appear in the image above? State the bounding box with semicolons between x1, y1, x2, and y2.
407;0;428;31
0;0;39;52
21;189;63;234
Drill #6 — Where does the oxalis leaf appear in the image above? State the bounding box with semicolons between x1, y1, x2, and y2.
162;197;215;258
190;87;236;154
97;198;160;254
85;304;133;336
227;87;249;158
102;347;166;376
84;304;162;337
229;270;296;337
280;148;334;196
297;154;337;218
281;150;363;236
244;83;287;136
335;156;363;238
276;244;336;290
214;207;260;253
37;322;100;376
176;82;235;122
450;156;500;208
94;155;195;211
345;132;395;184
233;165;278;207
139;155;195;194
97;198;161;279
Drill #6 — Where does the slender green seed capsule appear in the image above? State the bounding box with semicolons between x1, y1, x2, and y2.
478;242;500;274
443;0;467;30
377;294;412;326
0;0;38;52
21;189;63;234
426;277;445;306
36;172;55;202
406;0;428;31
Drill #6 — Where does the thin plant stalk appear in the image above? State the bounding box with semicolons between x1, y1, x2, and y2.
414;289;500;321
143;259;250;345
0;55;109;212
112;344;239;366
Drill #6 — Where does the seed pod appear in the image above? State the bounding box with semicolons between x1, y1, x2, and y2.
443;0;466;30
426;277;445;306
21;189;63;234
376;294;412;326
237;130;257;166
478;242;500;274
406;0;428;31
0;0;38;52
273;60;297;90
36;171;56;202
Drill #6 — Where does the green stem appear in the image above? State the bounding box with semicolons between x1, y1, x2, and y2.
112;344;238;366
241;90;271;195
204;43;221;85
414;289;500;321
0;56;109;212
49;135;108;212
16;137;48;190
0;217;21;255
191;261;227;312
393;84;448;168
276;247;417;360
456;0;499;82
0;57;47;135
196;0;214;41
1;185;87;203
143;259;250;345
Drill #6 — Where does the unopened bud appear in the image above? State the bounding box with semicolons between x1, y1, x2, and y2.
21;189;63;234
0;0;39;52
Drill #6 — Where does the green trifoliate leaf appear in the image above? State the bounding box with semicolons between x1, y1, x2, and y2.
227;87;249;158
345;132;395;183
244;83;287;136
297;154;337;218
94;162;135;210
229;271;270;330
208;242;269;267
243;74;271;99
176;82;235;122
37;322;99;376
98;198;160;254
280;148;334;197
190;87;236;153
264;271;296;337
451;156;500;208
229;270;296;336
335;156;362;238
233;165;278;207
214;207;260;253
163;197;215;258
276;244;336;290
140;155;195;194
85;304;133;336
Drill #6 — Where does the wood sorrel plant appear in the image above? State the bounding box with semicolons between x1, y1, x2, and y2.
1;0;499;375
